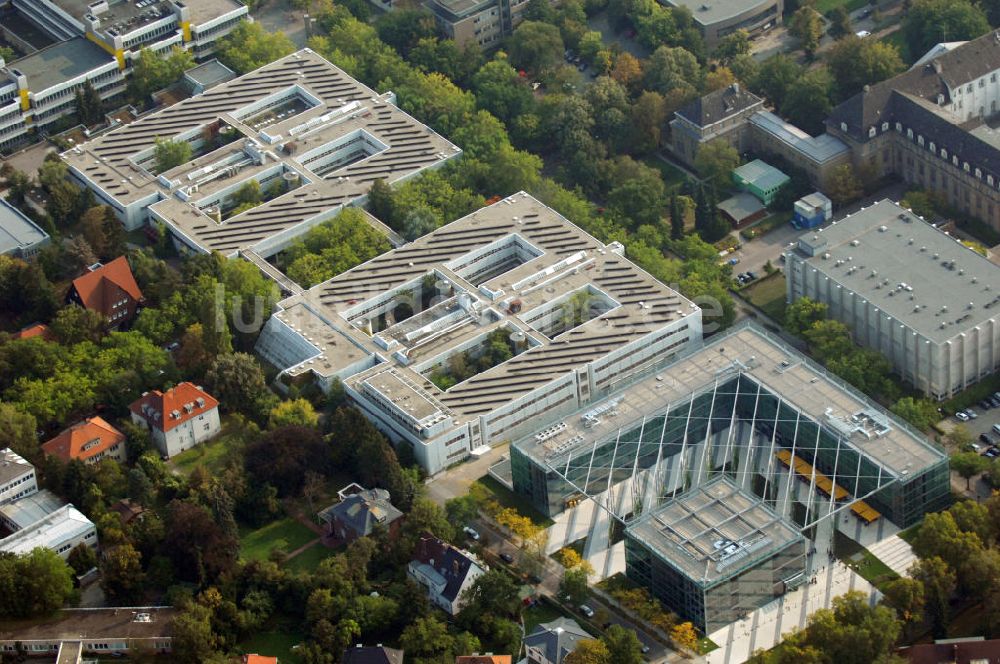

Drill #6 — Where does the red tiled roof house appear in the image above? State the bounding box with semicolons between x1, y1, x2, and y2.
129;382;220;458
10;323;55;341
66;256;143;330
42;416;126;465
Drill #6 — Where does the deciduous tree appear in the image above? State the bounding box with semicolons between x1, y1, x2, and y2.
508;21;565;74
694;140;740;190
903;0;989;62
789;7;823;57
216;21;295;74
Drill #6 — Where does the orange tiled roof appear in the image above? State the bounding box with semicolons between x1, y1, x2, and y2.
70;256;143;314
455;657;513;664
129;382;219;433
11;323;55;341
244;655;278;664
42;416;125;462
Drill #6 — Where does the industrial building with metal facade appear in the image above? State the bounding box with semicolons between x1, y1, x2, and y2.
255;191;704;474
508;322;949;632
785;199;1000;399
62;48;460;257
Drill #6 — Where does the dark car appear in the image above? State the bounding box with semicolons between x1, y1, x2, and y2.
500;552;514;563
980;433;992;445
986;446;1000;458
746;271;757;280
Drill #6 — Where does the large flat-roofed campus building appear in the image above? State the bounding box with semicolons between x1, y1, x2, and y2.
255;192;703;473
62;49;460;256
663;0;781;49
0;0;249;151
508;322;949;630
785;199;1000;399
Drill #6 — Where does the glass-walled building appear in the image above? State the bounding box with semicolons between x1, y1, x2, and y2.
624;477;808;633
511;323;950;528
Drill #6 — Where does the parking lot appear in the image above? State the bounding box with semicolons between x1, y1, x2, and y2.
946;398;1000;453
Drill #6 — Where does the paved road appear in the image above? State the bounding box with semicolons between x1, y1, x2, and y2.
253;0;308;48
472;518;678;663
727;181;910;278
752;1;903;62
424;444;510;506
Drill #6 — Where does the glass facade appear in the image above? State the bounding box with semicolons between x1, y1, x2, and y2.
512;375;950;526
625;530;808;633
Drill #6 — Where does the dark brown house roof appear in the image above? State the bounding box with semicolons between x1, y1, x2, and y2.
901;637;1000;664
676;84;763;128
827;30;1000;141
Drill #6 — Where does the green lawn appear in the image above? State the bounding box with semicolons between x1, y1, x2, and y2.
240;629;306;664
475;474;555;528
815;0;867;15
240;517;317;562
942;372;1000;413
169;438;232;476
898;522;922;544
524;598;574;633
283;540;335;573
169;416;253;476
834;531;899;590
697;637;720;654
641;156;689;192
741;273;787;324
881;29;912;65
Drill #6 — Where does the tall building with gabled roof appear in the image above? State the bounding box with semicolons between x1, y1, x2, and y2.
826;30;1000;233
129;382;220;458
66;256;143;330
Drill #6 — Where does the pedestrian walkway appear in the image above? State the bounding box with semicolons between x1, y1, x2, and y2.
240;248;303;296
866;534;917;577
706;562;877;664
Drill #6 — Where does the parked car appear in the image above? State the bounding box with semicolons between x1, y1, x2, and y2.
980;433;992;445
980;399;993;410
856;30;871;37
500;552;514;563
965;408;978;419
579;604;595;618
642;645;651;654
729;257;740;265
746;271;757;280
993;391;1000;401
463;526;480;541
989;395;1000;408
956;411;970;421
986;446;1000;458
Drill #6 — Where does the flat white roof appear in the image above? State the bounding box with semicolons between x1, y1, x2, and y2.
0;504;94;555
0;489;63;530
793;199;1000;343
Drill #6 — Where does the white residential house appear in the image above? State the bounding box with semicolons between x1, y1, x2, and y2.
0;448;38;506
407;534;485;615
128;382;221;458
